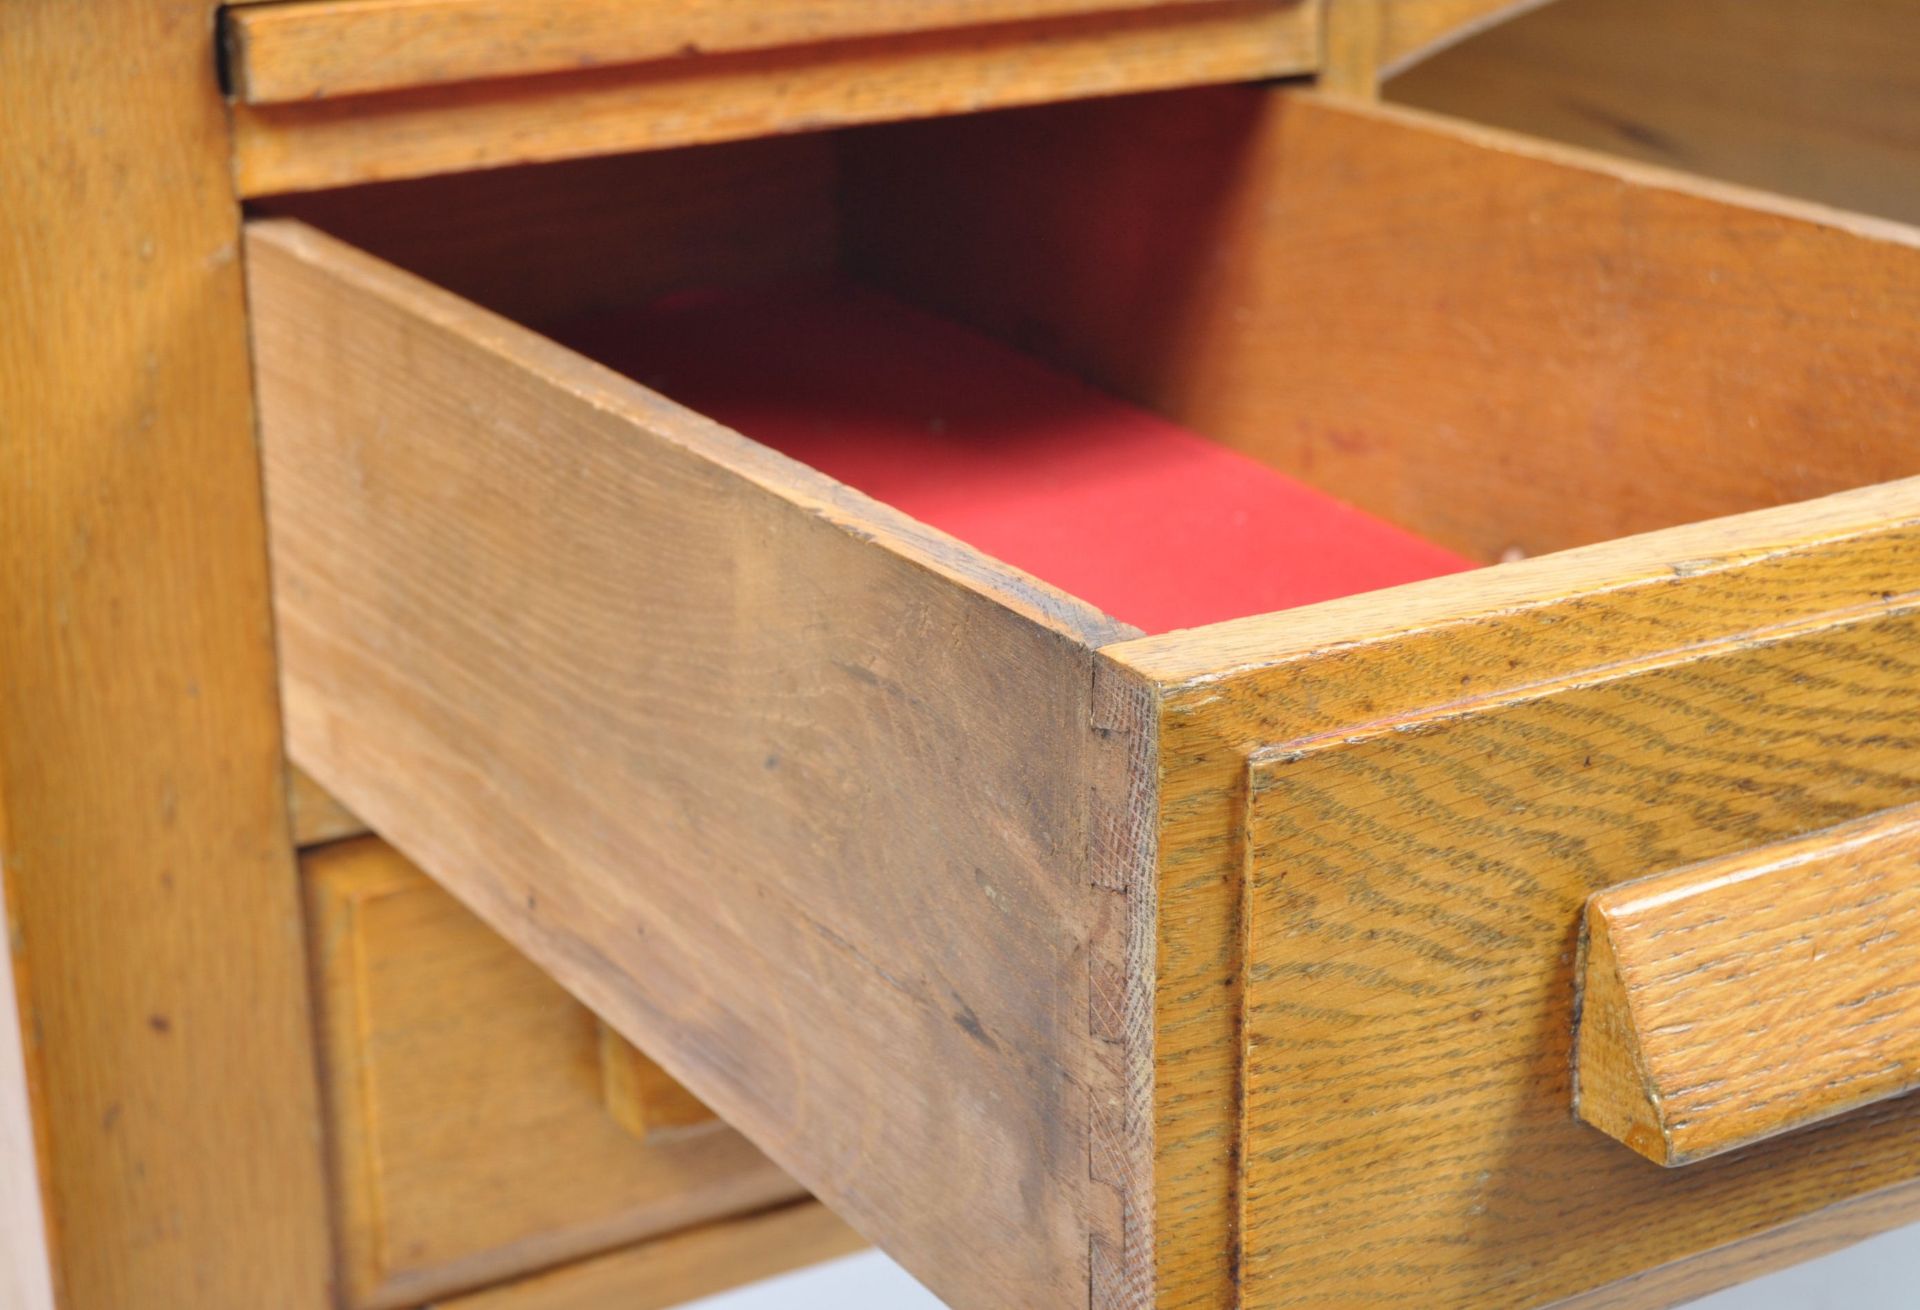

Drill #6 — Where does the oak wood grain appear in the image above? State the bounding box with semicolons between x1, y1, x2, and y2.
845;87;1920;562
1103;478;1920;1309
1576;804;1920;1167
247;218;1150;1309
1387;0;1920;226
434;1200;867;1310
225;0;1246;103
305;837;802;1309
229;1;1318;194
1238;604;1920;1307
0;3;333;1303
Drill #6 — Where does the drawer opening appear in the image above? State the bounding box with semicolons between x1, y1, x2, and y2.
256;80;1920;636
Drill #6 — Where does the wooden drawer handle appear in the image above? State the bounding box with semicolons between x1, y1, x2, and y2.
596;1020;720;1142
1574;803;1920;1167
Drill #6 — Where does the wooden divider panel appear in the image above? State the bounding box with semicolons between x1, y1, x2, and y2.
225;0;1257;103
231;1;1318;194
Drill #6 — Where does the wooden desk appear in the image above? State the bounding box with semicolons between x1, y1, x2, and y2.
9;3;1920;1307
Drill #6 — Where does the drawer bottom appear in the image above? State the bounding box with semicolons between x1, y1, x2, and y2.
555;277;1473;635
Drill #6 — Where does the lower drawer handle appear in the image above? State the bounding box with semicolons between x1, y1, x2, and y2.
1574;802;1920;1166
597;1019;720;1142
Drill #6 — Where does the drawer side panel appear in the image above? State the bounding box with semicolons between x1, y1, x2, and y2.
248;221;1142;1310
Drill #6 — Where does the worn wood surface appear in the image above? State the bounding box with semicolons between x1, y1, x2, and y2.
435;1201;868;1310
230;1;1318;194
846;87;1920;562
0;3;333;1305
1320;0;1546;94
1104;478;1920;1309
226;0;1248;103
1576;804;1920;1167
248;219;1150;1309
598;1019;719;1142
305;837;802;1309
290;763;370;847
257;134;838;329
1388;0;1920;226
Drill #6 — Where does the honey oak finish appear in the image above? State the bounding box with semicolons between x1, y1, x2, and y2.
1576;804;1920;1167
845;88;1920;562
598;1019;720;1142
247;219;1150;1310
305;837;803;1308
0;2;333;1305
1107;482;1920;1309
436;1201;867;1310
1388;0;1920;226
1105;479;1920;1310
225;0;1249;103
249;79;1920;1306
229;0;1318;195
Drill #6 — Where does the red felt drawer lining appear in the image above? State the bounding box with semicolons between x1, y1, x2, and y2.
556;280;1473;635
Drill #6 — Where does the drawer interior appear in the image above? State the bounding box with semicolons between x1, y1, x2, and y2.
551;279;1469;634
259;82;1920;636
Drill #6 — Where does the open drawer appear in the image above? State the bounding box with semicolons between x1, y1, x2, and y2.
247;85;1920;1310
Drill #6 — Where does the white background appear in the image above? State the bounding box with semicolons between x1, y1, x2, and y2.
683;1224;1920;1309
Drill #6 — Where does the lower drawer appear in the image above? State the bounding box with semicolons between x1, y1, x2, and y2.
303;837;808;1308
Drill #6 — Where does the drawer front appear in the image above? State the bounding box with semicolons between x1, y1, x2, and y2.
1110;482;1920;1309
304;838;806;1308
1241;603;1920;1307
